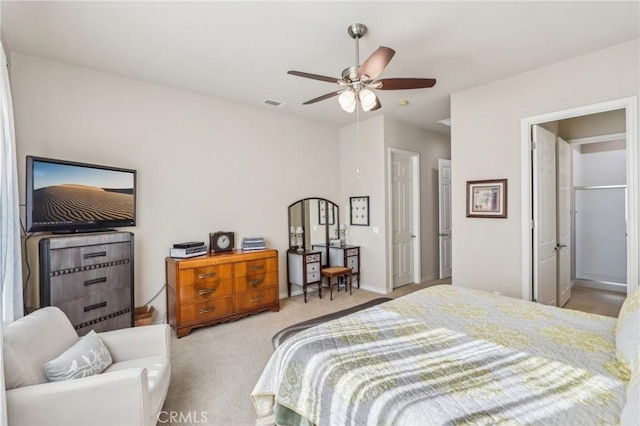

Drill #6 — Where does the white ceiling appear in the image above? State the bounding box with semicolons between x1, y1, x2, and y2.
2;1;639;136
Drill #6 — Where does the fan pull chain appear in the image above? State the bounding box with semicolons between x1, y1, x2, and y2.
356;105;360;179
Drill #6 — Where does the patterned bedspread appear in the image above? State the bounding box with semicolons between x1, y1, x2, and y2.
251;285;627;425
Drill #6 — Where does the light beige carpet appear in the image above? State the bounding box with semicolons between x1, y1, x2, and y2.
160;279;449;425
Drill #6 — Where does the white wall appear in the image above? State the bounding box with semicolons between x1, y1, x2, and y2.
574;148;627;186
339;116;451;294
339;116;386;293
11;53;341;321
451;39;639;298
559;109;626;140
383;117;451;284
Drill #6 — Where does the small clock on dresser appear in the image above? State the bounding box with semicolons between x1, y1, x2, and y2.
210;231;235;253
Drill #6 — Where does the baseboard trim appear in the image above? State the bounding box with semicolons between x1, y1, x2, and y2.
280;287;321;299
421;272;439;283
281;284;378;299
574;279;627;294
359;284;387;295
281;289;300;299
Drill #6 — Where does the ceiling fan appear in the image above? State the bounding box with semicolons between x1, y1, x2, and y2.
288;23;436;113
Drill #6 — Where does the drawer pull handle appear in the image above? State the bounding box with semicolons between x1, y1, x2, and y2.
84;251;107;259
250;296;264;303
198;283;219;296
248;265;264;271
84;301;107;312
249;279;263;286
199;306;216;315
197;272;216;279
84;277;107;286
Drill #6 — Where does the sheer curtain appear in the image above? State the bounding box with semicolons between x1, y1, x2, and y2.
0;42;23;426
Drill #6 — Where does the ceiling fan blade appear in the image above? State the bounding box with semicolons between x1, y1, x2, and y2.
288;70;341;84
358;47;395;80
376;78;437;90
302;91;342;105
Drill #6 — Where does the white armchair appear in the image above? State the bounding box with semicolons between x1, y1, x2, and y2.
3;306;171;426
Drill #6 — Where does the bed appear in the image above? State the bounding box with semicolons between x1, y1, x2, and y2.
252;285;639;425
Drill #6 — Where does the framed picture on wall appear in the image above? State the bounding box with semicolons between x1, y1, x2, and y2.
318;200;335;225
350;196;370;226
466;179;507;218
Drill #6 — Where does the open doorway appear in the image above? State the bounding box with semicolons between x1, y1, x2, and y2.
521;97;638;307
566;118;627;294
532;111;627;314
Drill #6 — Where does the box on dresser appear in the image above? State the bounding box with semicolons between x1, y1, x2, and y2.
166;249;279;337
24;231;135;335
169;245;208;258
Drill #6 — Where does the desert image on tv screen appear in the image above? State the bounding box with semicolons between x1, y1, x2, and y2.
32;161;134;225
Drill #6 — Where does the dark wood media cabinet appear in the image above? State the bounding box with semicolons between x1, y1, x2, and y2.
29;231;135;335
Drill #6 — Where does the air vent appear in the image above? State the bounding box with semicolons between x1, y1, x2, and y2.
263;99;286;108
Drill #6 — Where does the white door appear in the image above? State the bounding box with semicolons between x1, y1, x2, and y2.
533;125;557;306
557;137;572;306
391;151;414;287
438;159;452;279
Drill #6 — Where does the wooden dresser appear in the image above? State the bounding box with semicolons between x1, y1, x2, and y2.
166;249;279;337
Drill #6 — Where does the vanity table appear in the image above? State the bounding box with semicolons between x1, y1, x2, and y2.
312;244;361;288
287;249;322;302
287;198;361;302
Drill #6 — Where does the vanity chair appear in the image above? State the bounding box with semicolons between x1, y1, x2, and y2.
286;197;361;302
321;266;353;300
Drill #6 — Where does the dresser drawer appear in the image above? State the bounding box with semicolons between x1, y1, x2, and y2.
307;271;321;283
234;287;278;312
58;287;131;327
180;297;233;324
179;264;233;287
306;254;321;263
76;312;132;336
307;262;320;274
347;256;359;273
307;261;321;283
234;271;278;293
49;242;131;271
49;263;131;304
346;248;359;257
179;278;233;303
235;257;277;277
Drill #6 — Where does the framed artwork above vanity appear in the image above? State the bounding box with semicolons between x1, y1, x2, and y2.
350;196;369;226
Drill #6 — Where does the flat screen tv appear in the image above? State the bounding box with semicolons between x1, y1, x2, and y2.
26;156;137;233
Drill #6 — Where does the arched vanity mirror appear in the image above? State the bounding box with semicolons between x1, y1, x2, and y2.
287;197;339;262
287;198;361;302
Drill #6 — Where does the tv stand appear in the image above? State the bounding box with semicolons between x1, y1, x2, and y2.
52;228;116;235
26;231;135;335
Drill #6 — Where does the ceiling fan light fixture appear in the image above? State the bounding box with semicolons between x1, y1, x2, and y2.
288;23;436;113
359;89;377;111
339;90;356;112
